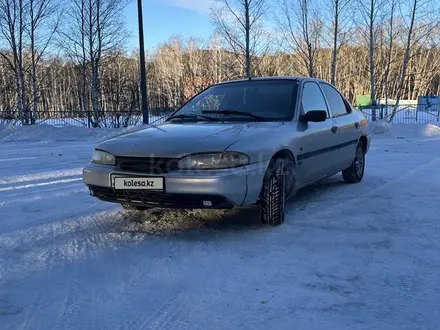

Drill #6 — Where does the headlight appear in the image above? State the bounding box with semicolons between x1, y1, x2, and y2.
92;150;115;165
178;152;250;170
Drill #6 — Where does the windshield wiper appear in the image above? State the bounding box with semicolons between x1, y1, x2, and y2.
167;114;219;122
202;110;269;121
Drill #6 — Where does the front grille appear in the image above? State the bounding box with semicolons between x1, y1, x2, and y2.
88;185;234;209
115;157;179;174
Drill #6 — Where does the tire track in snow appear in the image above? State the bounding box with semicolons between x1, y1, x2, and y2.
0;142;97;156
299;155;440;222
132;256;188;330
0;177;82;192
0;184;85;205
0;210;127;287
53;277;81;330
289;153;433;220
0;157;39;162
0;168;82;185
128;218;223;329
138;293;186;330
154;297;187;330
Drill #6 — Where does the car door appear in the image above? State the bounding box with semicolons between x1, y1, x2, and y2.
320;83;360;170
296;81;340;184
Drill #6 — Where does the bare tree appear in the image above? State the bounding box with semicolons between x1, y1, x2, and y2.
28;0;59;123
61;0;128;127
0;0;28;123
277;0;323;77
358;0;387;105
211;0;268;78
389;0;439;121
153;37;185;109
324;0;352;85
383;0;399;107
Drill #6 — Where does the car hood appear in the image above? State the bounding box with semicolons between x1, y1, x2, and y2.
97;121;284;158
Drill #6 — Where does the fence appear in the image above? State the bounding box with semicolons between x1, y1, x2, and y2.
0;108;174;128
1;104;440;128
357;104;440;125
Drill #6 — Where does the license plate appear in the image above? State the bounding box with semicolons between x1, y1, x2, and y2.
112;176;164;190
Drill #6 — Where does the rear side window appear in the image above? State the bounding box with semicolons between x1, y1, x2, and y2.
301;82;329;116
320;83;349;117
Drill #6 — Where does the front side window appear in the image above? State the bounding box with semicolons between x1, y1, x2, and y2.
173;80;299;121
320;83;349;117
301;82;329;116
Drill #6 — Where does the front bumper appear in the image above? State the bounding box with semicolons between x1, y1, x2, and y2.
83;161;269;209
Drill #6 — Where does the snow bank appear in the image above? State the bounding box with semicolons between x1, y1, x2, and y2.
0;124;108;142
369;122;440;139
0;124;149;142
368;120;392;135
390;123;440;138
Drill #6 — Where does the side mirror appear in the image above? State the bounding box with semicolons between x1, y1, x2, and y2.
299;110;327;123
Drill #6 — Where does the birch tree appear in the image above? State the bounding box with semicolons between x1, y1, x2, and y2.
277;0;323;77
324;0;352;85
383;0;399;107
358;0;386;104
28;0;59;123
0;0;28;123
61;0;128;127
211;0;268;79
389;0;439;121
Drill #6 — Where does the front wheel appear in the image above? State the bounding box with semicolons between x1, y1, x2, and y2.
342;143;365;183
260;158;292;226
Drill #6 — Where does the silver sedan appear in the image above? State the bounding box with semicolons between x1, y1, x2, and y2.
83;77;370;225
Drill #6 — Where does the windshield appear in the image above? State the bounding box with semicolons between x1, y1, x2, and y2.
171;80;299;122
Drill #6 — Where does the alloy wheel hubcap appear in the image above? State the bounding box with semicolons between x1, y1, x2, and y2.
355;148;364;175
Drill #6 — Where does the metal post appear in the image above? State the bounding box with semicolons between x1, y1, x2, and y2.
138;0;149;124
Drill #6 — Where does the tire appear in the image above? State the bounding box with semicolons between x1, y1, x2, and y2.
121;204;150;211
260;158;294;226
342;143;365;183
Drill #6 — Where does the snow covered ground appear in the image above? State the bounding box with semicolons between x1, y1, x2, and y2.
0;124;440;329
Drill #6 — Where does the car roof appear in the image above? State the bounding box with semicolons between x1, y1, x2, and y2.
215;76;328;86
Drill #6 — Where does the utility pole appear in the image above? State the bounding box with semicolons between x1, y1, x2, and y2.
137;0;149;124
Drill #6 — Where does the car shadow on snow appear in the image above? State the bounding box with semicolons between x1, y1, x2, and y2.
116;175;349;236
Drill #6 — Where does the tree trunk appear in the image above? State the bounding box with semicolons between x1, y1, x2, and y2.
30;4;38;125
369;0;376;105
331;0;339;85
91;60;101;126
81;0;90;127
384;0;396;115
245;0;251;79
389;0;417;122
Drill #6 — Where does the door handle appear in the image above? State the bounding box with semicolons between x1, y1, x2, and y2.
354;122;360;129
331;126;338;133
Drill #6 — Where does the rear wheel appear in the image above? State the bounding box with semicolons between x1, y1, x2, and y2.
260;158;294;226
342;143;365;183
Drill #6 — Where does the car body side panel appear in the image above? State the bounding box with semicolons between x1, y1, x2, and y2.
294;119;341;184
292;78;344;184
331;113;360;169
